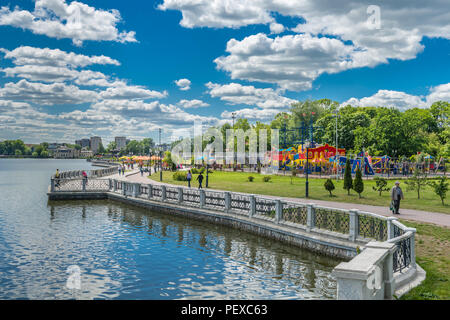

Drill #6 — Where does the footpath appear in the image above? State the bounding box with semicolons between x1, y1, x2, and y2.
107;169;450;228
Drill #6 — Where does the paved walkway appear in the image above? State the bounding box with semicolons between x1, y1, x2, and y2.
108;169;450;228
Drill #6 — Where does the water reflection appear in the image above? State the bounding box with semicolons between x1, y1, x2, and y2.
43;200;339;299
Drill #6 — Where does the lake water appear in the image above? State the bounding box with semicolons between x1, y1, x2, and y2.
0;159;340;299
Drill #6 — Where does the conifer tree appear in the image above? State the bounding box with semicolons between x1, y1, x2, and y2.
343;159;353;195
354;165;364;198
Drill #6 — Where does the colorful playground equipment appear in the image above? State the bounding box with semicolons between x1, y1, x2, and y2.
265;143;376;175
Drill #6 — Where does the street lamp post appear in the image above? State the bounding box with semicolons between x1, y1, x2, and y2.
232;112;236;171
305;147;309;198
334;109;339;181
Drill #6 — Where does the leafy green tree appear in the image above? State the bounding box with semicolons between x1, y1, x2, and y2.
353;166;364;198
97;142;106;154
324;178;335;197
32;151;39;158
106;141;117;153
15;149;22;156
343;159;353;195
40;150;49;158
372;177;389;196
428;177;448;205
405;168;428;199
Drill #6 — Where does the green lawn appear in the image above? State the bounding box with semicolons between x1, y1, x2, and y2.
149;170;449;214
399;221;449;300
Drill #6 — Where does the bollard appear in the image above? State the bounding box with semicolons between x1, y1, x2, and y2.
249;196;256;218
161;185;166;201
386;217;398;240
348;209;359;241
147;184;153;199
306;204;315;231
50;178;55;192
199;190;205;208
224;192;231;212
82;178;86;191
275;200;282;223
178;187;183;203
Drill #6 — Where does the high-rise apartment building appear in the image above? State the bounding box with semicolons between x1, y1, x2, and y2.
90;136;102;154
115;136;127;150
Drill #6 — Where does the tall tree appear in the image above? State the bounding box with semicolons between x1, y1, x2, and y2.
343;159;353;195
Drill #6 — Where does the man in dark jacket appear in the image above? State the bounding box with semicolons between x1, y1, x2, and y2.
197;172;204;189
390;181;404;214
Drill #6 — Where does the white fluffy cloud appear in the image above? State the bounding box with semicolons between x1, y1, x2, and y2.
178;99;209;108
0;79;98;105
158;0;273;29
161;0;450;91
174;78;191;91
206;82;296;108
0;0;137;46
342;83;450;110
269;22;284;34
99;85;168;100
1;46;120;67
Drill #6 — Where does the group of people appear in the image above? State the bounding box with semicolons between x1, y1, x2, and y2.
118;165;127;176
186;170;204;189
54;169;88;189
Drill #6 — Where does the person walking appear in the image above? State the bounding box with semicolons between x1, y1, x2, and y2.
197;171;204;189
140;166;144;176
186;170;192;188
390;181;404;214
118;166;122;176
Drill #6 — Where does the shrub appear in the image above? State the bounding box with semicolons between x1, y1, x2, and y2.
262;176;271;182
353;166;364;198
428;176;448;205
372;177;389;196
191;168;199;174
324;178;335;197
173;171;187;181
248;176;255;182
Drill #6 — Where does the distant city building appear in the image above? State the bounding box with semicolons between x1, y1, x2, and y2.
115;136;127;150
90;136;102;154
53;146;80;159
126;139;130;145
75;138;90;149
80;148;93;158
47;143;64;156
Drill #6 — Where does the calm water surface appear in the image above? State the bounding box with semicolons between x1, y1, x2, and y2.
0;159;341;299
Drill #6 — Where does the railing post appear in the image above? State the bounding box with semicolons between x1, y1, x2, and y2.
349;209;358;241
386;217;398;240
406;228;417;268
275;200;282;224
134;183;140;197
161;185;166;201
224;192;231;212
147;184;153;199
306;204;315;231
249;195;256;218
108;179;112;191
82;178;86;191
122;182;126;196
178;187;183;203
50;178;55;192
199;189;205;208
113;179;117;192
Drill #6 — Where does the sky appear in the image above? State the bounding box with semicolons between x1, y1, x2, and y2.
0;0;449;145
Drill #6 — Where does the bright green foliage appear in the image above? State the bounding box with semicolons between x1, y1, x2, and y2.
373;176;389;196
428;177;448;205
353;166;364;198
324;178;335;196
343;160;353;195
405;168;428;199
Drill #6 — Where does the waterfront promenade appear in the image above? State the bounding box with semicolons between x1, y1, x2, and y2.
111;169;450;228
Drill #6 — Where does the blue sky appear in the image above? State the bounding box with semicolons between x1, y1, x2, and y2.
0;0;449;144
